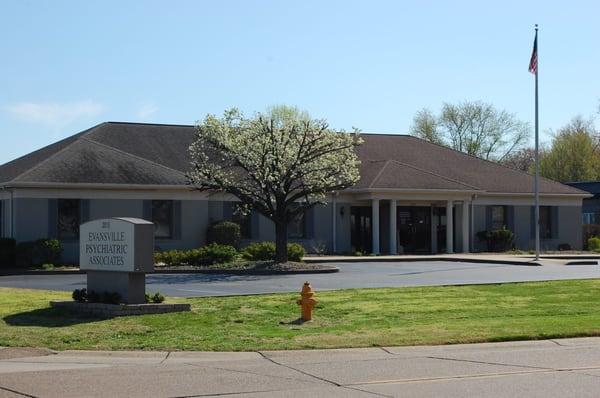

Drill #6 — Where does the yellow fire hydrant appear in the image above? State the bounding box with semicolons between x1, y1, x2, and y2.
297;282;317;321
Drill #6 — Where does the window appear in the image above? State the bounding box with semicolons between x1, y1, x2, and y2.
539;206;553;239
583;213;595;225
288;210;306;239
58;199;80;239
152;200;173;239
490;206;506;230
232;203;251;239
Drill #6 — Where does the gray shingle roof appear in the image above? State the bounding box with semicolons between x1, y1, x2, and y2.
0;122;585;195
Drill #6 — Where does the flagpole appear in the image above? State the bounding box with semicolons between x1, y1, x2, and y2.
534;24;540;261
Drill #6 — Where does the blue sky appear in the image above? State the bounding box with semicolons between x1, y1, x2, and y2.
1;0;598;164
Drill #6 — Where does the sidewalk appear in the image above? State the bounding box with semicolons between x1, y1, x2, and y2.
3;337;600;397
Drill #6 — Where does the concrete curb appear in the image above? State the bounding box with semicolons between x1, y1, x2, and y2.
304;256;542;266
1;266;340;276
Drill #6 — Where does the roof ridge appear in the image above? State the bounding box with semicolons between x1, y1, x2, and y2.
10;123;110;183
367;160;391;189
80;137;188;177
404;135;581;193
104;121;196;128
386;159;481;190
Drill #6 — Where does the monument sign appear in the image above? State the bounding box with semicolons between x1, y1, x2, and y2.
80;217;154;304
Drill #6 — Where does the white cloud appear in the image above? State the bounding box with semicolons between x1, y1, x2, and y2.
3;100;104;130
136;101;158;120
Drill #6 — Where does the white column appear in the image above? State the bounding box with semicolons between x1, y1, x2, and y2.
462;200;469;253
446;200;453;254
372;199;380;254
389;199;397;254
332;196;337;253
430;206;437;254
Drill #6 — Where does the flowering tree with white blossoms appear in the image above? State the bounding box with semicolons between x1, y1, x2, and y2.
188;106;362;263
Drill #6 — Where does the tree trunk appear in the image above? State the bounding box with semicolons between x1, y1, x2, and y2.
275;221;288;263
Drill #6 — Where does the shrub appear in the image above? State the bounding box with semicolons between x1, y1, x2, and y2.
37;239;62;264
145;292;166;303
154;244;237;266
206;221;241;248
41;263;54;270
287;243;305;262
242;242;275;261
72;288;87;303
72;288;120;304
588;236;600;252
154;250;187;266
152;292;165;303
557;243;572;251
583;224;600;249
188;243;237;266
0;238;16;267
242;242;305;261
15;239;62;267
477;227;514;252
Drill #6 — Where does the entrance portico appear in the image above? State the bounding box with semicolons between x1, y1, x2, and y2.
349;194;473;255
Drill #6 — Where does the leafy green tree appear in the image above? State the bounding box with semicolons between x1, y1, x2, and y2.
540;116;600;182
500;147;536;173
188;106;362;262
410;109;443;145
411;101;530;161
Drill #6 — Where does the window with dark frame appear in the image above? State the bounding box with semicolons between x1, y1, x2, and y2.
288;209;306;239
490;206;506;230
58;199;80;240
152;200;173;239
232;203;251;239
540;206;553;239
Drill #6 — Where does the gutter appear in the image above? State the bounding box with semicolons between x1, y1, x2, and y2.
1;182;194;190
347;188;484;195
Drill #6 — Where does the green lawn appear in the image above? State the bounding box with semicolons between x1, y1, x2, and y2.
2;280;600;351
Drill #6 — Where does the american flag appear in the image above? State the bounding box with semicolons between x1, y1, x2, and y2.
528;33;538;75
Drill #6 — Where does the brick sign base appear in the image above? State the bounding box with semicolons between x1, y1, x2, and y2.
50;301;191;317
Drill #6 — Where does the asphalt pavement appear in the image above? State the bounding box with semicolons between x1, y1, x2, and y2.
0;261;598;297
3;337;600;397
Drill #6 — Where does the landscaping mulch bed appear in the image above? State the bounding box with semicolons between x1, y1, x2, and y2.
1;261;338;276
153;261;339;274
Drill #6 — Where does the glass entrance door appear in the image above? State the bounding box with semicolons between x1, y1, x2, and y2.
434;207;446;253
350;206;372;253
398;206;431;253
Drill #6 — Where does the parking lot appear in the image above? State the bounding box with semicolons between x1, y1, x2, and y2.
0;261;598;297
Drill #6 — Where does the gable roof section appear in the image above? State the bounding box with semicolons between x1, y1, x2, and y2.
13;138;187;185
0;122;188;186
356;159;479;191
356;134;584;195
0;122;585;195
